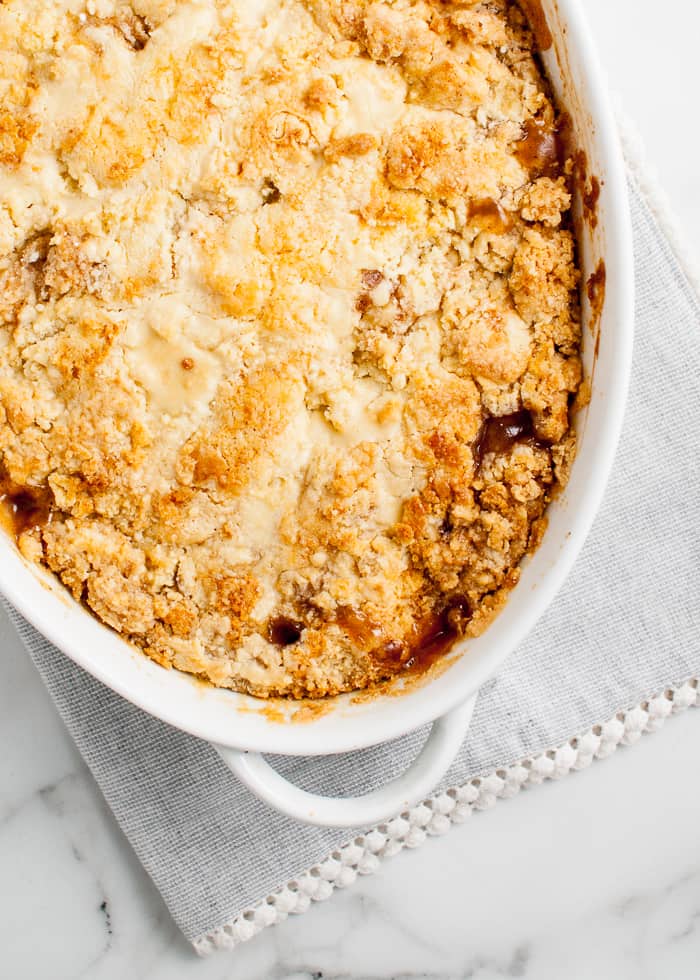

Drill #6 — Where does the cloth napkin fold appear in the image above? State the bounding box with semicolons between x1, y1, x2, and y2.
3;172;700;954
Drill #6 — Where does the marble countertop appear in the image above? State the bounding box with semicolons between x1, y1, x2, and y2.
3;2;700;977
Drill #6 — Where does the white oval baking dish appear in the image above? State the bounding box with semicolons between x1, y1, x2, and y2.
0;0;634;828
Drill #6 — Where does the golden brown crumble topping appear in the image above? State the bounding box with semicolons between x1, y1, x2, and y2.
0;0;581;698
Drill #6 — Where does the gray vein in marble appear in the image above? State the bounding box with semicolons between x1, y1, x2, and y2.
37;778;117;977
0;773;74;826
259;943;532;980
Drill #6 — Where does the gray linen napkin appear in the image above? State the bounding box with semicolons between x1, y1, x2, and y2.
3;173;700;953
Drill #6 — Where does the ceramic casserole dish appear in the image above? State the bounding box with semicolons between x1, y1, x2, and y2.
0;0;634;827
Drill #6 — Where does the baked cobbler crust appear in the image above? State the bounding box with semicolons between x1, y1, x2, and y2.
0;0;581;697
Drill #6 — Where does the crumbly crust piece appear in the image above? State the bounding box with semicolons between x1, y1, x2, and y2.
0;0;581;698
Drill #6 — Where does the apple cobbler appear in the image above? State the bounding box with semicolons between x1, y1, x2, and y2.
0;0;581;697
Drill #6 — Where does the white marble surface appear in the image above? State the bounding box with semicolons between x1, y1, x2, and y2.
2;2;700;977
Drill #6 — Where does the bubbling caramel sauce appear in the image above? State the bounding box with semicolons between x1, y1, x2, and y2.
514;119;562;177
586;260;606;326
518;0;553;50
0;472;54;540
472;410;545;469
268;616;304;646
467;198;513;234
583;176;601;228
400;597;473;674
336;597;474;679
336;605;384;650
266;598;475;683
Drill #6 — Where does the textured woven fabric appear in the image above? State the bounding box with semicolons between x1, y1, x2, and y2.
3;174;699;949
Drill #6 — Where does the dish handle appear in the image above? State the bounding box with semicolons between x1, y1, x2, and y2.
213;694;477;828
